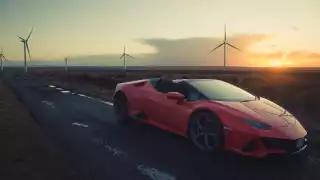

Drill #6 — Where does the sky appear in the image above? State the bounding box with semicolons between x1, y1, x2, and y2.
1;0;320;67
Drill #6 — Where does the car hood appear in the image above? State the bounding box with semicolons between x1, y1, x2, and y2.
216;98;297;128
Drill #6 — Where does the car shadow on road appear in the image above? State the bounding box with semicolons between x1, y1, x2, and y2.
92;119;320;180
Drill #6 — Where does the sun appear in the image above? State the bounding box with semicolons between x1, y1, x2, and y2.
269;60;284;67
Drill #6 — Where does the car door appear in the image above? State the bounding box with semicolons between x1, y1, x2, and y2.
143;81;191;133
142;79;174;123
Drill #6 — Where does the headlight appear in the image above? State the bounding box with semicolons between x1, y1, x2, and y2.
243;119;272;130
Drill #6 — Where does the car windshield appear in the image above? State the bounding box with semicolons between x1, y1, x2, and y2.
188;79;256;102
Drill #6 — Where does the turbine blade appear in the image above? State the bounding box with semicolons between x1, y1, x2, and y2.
26;43;32;60
224;24;227;42
126;54;135;59
120;54;124;59
209;43;224;54
17;36;24;41
3;55;7;61
227;43;241;51
1;47;2;54
27;26;34;41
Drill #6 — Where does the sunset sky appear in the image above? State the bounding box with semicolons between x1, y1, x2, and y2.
1;0;320;67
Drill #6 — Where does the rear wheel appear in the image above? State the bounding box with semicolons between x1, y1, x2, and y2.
188;111;224;153
113;93;130;123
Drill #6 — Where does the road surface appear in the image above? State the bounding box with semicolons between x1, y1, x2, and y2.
3;73;320;180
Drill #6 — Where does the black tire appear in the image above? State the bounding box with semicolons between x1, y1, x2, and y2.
113;94;130;123
188;111;224;153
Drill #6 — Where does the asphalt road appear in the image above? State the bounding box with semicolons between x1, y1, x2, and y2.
3;72;320;180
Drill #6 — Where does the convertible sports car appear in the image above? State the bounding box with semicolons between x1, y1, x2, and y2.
112;78;308;158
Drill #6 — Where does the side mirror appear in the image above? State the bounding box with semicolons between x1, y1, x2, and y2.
166;92;185;101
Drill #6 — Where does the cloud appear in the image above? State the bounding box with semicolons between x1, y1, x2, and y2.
292;26;299;32
5;34;320;67
249;50;320;66
288;51;320;59
138;34;272;66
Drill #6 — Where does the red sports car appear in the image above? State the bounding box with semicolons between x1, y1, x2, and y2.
112;78;308;158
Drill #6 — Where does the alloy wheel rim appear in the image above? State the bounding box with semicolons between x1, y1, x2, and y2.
191;113;218;151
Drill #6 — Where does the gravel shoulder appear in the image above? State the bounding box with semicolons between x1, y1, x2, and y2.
0;80;79;180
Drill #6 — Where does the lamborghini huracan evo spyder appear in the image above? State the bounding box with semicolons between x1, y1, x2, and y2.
112;78;308;158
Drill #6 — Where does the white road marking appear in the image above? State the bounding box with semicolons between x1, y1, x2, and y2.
41;100;55;108
137;165;176;180
78;94;91;98
97;99;113;106
93;140;126;158
77;94;113;106
72;122;89;128
79;94;96;101
46;85;114;105
92;140;176;179
102;142;125;157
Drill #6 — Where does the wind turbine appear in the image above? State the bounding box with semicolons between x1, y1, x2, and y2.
17;26;34;73
0;48;8;72
120;46;134;71
64;57;68;73
209;24;241;68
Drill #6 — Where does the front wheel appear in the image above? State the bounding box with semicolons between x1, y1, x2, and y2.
188;111;224;153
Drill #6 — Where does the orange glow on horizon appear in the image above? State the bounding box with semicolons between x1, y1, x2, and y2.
269;60;284;67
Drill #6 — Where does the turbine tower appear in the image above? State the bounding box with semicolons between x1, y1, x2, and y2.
209;24;241;68
64;57;68;73
0;48;8;72
17;26;33;73
120;46;134;72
